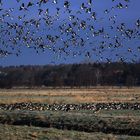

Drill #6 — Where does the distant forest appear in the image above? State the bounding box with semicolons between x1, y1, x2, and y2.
0;63;140;88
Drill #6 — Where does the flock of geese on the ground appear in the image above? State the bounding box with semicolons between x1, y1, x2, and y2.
0;102;140;112
0;0;140;62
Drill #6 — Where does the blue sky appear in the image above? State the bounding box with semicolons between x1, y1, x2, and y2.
0;0;140;66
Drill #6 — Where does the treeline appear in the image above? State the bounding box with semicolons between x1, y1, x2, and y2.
0;62;140;88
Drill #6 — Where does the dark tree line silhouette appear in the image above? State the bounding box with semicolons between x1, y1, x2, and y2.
0;62;140;88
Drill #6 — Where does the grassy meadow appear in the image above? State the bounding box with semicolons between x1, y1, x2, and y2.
0;87;140;140
0;87;140;104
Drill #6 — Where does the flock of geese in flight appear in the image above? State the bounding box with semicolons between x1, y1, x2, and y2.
0;0;140;63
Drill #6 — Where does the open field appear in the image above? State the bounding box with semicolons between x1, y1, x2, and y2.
0;87;140;139
1;124;140;140
0;109;140;139
0;87;140;104
1;110;140;135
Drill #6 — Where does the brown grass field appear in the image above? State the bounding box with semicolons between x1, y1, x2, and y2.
1;87;140;140
0;87;140;104
1;124;140;140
